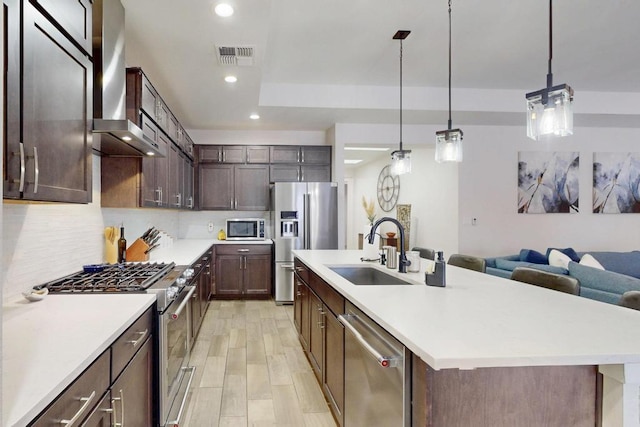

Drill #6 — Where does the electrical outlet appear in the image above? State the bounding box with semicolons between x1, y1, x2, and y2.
472;217;478;226
207;222;214;232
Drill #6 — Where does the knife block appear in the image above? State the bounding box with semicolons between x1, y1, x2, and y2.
126;238;149;262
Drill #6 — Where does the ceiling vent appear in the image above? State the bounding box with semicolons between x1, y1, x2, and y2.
216;45;256;66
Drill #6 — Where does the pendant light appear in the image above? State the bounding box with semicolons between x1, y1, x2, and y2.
391;30;412;175
435;0;463;163
525;0;574;140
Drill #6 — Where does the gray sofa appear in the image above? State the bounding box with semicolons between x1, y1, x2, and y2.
485;249;640;305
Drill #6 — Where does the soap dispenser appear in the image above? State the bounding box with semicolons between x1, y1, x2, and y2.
426;251;446;287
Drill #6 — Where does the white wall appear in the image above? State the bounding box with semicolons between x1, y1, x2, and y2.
347;147;459;257
458;125;640;256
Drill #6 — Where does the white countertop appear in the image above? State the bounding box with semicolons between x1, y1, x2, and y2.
294;250;640;371
148;239;272;265
2;294;157;427
2;238;238;426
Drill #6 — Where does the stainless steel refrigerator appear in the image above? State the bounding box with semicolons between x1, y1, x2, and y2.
271;182;338;303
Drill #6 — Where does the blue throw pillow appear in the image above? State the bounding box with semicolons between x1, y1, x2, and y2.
519;249;547;264
545;247;580;263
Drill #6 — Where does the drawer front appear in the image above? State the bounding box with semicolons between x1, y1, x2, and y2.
30;350;110;427
111;307;153;382
215;244;272;256
294;258;310;284
310;270;344;316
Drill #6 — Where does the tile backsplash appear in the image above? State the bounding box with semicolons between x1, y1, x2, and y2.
2;156;272;302
3;202;104;301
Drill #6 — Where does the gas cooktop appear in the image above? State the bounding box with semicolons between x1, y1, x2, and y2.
38;262;175;293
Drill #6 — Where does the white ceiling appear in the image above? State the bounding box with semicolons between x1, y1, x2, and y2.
120;0;640;152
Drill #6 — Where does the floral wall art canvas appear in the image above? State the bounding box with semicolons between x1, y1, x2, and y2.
518;151;579;214
593;152;640;213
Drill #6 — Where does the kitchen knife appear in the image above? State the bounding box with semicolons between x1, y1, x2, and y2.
145;244;160;254
141;227;154;241
148;235;161;247
147;229;160;243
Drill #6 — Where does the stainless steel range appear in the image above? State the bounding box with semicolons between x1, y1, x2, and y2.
36;261;196;427
37;262;180;307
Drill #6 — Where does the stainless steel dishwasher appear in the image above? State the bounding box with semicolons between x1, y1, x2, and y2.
338;301;410;427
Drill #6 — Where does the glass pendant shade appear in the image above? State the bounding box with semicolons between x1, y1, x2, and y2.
526;84;573;140
435;129;463;163
391;150;411;175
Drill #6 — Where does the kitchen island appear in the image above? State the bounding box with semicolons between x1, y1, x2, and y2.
294;250;640;427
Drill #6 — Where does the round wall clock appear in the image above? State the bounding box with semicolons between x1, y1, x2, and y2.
377;165;400;212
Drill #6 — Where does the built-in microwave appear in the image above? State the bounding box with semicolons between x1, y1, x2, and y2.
226;218;266;240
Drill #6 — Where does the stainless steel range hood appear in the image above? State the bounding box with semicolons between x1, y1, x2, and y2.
92;0;165;157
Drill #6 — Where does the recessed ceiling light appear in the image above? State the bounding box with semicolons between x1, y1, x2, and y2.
224;75;237;83
214;3;234;17
122;136;132;142
250;113;260;120
344;159;363;164
146;152;155;156
344;147;390;151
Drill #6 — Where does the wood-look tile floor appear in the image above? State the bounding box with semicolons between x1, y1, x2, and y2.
182;300;338;427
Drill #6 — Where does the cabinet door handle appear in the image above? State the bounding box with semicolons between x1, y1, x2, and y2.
223;151;226;162
32;146;39;193
112;388;124;427
237;249;250;252
126;329;148;347
218;151;222;162
13;142;25;192
187;196;194;209
60;390;96;426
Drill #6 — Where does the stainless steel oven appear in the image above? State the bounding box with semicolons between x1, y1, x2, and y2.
35;262;197;427
158;284;195;427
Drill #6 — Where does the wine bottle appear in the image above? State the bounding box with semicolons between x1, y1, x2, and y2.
118;226;127;263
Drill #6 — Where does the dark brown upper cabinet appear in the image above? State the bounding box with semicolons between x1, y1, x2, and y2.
3;0;93;203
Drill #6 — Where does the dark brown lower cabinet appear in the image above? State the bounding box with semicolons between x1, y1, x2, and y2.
214;244;272;298
308;290;324;380
293;258;344;426
80;392;112;427
30;351;110;427
323;308;344;424
111;338;154;427
411;354;598;427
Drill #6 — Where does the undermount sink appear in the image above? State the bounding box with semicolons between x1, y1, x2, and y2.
328;266;413;286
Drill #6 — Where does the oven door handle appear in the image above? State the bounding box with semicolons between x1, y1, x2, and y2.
170;286;196;320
